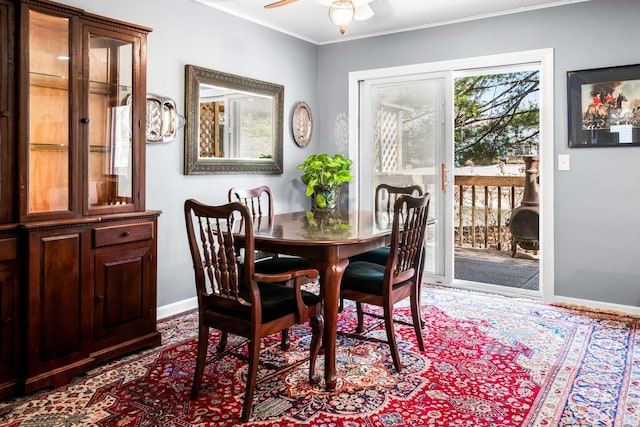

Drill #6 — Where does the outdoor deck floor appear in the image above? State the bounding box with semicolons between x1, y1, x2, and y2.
454;247;539;290
455;247;539;265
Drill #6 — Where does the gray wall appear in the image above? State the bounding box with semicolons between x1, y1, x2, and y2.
60;0;320;306
316;0;640;307
61;0;640;309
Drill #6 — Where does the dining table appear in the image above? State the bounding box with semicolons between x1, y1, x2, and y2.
238;209;394;392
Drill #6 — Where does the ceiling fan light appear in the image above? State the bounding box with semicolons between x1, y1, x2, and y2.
354;3;373;21
329;0;355;34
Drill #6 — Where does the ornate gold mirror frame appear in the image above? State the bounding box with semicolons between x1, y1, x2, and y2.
184;65;284;174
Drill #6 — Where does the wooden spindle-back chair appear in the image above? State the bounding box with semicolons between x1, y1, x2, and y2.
184;199;324;422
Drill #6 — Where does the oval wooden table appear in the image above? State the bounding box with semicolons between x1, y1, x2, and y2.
238;210;393;392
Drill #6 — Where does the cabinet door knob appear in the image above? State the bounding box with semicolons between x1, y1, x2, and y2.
81;118;90;124
122;231;130;237
95;295;104;303
3;317;12;325
0;111;9;117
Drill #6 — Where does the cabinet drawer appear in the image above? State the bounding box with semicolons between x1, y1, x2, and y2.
94;223;154;248
0;238;17;262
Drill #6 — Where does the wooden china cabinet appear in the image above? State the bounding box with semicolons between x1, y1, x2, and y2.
0;0;160;398
0;0;20;400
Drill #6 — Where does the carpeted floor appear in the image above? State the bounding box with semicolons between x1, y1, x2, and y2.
455;256;539;290
1;285;638;426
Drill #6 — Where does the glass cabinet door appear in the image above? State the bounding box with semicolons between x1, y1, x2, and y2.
26;9;72;216
21;4;145;220
87;33;135;211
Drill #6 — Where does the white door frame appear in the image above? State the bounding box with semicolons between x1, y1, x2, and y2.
348;48;554;302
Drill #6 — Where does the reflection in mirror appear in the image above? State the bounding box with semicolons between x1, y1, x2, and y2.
199;86;273;158
184;65;284;174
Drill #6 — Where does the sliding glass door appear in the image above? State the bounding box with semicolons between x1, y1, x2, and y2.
349;49;553;300
355;72;452;284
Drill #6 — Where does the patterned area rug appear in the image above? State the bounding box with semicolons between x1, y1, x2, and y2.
1;285;639;426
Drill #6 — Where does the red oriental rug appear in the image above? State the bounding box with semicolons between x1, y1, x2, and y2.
2;285;639;426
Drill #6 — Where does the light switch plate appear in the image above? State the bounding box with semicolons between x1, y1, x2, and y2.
558;154;570;171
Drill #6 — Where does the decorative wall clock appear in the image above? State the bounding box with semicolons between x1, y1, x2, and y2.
292;101;313;147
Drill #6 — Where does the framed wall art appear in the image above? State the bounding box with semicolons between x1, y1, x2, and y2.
568;63;640;147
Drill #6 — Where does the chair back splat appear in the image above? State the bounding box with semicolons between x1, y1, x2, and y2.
375;183;423;214
184;199;323;422
388;194;430;279
348;184;423;267
340;193;431;373
188;202;254;309
228;185;274;224
228;185;309;271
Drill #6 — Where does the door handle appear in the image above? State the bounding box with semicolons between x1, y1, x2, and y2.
441;163;447;191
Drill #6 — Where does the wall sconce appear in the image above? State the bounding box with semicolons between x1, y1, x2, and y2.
328;0;355;35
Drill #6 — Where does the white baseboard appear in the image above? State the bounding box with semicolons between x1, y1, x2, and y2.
551;295;640;317
157;297;198;320
445;282;640;317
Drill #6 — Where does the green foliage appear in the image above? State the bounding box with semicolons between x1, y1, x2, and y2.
454;71;540;165
237;97;273;158
296;154;353;207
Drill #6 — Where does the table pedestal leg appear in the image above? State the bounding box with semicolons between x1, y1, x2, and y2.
318;258;348;392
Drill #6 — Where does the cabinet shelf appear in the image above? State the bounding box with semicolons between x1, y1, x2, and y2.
29;143;68;151
28;144;117;152
29;72;69;89
89;80;131;97
89;145;112;153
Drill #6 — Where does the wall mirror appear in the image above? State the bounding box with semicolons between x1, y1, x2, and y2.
184;65;284;174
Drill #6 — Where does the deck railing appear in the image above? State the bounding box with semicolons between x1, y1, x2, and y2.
454;174;525;251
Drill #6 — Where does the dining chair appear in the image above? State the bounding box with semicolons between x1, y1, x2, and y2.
228;185;310;272
339;184;425;313
184;199;324;422
349;184;423;265
339;193;431;373
228;185;310;349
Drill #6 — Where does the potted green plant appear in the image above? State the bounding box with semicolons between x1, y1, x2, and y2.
297;153;353;210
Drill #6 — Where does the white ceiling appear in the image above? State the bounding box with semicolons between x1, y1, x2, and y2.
192;0;590;45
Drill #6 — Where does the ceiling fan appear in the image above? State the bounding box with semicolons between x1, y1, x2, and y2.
264;0;375;22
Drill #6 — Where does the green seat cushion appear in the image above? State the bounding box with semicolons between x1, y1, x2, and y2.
210;282;321;324
341;261;411;296
256;282;321;323
349;246;390;266
341;261;387;295
254;256;310;274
